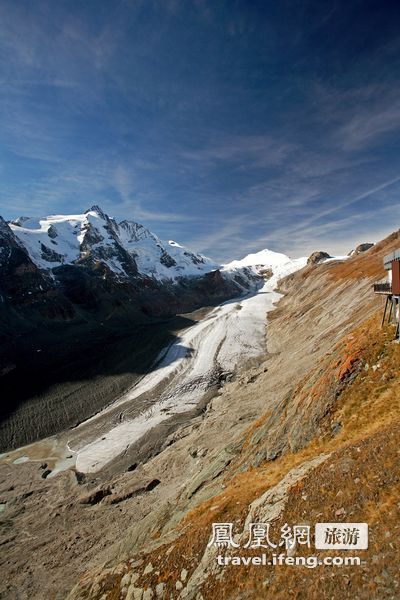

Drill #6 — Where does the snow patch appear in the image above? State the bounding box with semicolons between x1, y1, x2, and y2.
223;248;307;281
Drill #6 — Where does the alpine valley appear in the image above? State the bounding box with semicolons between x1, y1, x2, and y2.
1;206;399;600
0;205;303;451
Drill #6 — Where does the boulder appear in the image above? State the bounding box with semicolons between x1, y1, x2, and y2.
79;486;111;505
307;251;331;265
351;243;374;255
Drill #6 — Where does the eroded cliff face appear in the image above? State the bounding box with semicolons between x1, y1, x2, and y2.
1;231;399;600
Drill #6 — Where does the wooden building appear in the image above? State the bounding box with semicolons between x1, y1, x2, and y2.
374;249;400;340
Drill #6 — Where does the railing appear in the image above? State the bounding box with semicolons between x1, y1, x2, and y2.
373;281;392;294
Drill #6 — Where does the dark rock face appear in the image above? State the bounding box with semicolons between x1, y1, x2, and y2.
84;204;107;220
183;250;205;265
79;486;111;505
80;221;105;249
307;251;332;265
354;243;374;255
79;212;139;277
347;243;374;256
47;224;58;239
0;217;54;305
40;243;64;263
159;249;177;268
145;478;161;492
118;219;149;242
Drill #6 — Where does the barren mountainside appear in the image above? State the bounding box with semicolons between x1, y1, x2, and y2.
0;229;399;599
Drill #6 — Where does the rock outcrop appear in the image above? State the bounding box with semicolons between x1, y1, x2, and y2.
348;242;374;255
307;250;331;264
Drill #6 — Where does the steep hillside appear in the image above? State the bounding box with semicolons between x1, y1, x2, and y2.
53;230;398;600
0;230;398;599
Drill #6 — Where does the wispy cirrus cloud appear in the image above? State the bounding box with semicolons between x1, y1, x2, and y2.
1;0;400;261
180;134;296;168
111;165;196;223
337;102;400;151
309;81;400;152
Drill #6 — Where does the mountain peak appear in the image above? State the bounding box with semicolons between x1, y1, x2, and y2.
0;215;11;236
7;206;218;282
84;205;107;219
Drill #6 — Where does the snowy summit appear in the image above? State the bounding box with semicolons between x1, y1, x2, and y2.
8;206;218;282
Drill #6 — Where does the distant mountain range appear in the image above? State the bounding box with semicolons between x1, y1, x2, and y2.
0;205;309;322
0;205;306;450
6;205;218;281
3;204;307;283
0;203;375;453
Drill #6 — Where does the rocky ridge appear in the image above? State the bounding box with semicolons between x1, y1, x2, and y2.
7;206;217;281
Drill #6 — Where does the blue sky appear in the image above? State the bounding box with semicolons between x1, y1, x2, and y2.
0;0;400;261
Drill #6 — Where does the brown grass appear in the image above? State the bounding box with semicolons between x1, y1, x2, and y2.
329;229;400;281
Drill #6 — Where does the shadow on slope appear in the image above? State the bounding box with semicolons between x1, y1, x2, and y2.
0;310;196;453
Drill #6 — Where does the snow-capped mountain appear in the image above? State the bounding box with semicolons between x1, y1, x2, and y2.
4;206;309;289
0;208;309;453
223;248;308;282
0;205;311;331
8;205;218;281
